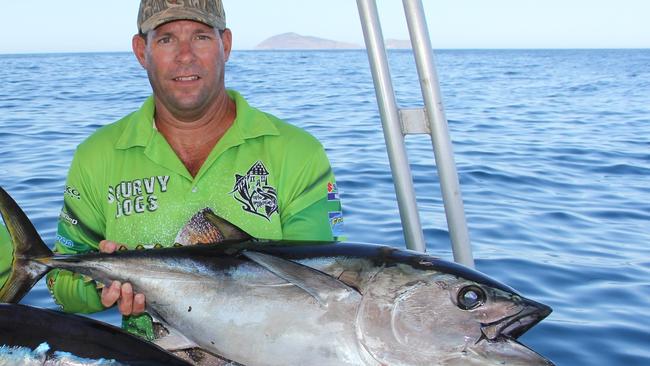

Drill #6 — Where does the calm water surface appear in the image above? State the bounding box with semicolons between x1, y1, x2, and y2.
1;49;649;365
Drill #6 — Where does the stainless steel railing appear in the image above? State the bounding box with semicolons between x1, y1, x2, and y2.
356;0;475;268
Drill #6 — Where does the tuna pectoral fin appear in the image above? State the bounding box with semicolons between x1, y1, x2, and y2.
154;327;199;351
243;251;360;307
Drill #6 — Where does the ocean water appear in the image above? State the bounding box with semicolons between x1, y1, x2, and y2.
1;49;649;365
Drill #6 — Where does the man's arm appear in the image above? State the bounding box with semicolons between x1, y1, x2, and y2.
46;149;107;313
280;144;343;241
47;240;146;315
282;196;343;241
0;222;12;290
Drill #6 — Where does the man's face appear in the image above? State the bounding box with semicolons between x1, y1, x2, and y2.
133;20;232;121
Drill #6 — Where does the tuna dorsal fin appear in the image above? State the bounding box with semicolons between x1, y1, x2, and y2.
174;208;251;246
202;210;252;242
174;208;224;246
243;251;360;307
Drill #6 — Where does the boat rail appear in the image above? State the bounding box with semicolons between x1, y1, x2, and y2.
356;0;475;268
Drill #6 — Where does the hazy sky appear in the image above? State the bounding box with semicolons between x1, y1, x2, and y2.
1;0;648;54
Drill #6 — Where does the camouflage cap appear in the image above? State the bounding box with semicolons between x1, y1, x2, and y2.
138;0;226;34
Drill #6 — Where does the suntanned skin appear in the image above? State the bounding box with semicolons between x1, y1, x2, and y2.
101;19;235;316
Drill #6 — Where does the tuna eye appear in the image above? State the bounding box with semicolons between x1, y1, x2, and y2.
457;286;485;310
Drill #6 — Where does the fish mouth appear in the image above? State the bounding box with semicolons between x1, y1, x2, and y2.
481;297;552;341
476;297;554;365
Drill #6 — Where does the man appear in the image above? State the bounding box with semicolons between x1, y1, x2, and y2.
46;0;343;345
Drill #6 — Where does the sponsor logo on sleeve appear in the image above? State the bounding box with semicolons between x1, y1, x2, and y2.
59;210;78;226
231;161;278;221
56;234;75;248
327;181;340;201
64;186;81;200
329;211;344;239
107;176;170;218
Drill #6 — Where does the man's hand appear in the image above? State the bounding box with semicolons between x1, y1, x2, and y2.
99;240;146;316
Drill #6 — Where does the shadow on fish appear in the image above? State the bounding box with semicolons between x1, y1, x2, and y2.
0;186;554;365
0;303;191;365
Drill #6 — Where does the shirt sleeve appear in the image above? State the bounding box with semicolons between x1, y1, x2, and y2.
46;147;107;314
281;195;343;241
280;143;344;241
0;222;12;290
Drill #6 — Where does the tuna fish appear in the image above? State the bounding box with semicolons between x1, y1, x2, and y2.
0;186;554;365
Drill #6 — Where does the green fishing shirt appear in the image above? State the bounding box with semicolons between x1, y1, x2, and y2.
47;90;343;339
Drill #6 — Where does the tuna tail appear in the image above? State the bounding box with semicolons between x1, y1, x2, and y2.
0;186;52;303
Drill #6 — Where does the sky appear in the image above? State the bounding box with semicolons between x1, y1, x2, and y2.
0;0;648;54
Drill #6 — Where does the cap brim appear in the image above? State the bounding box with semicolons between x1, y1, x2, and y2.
139;8;225;33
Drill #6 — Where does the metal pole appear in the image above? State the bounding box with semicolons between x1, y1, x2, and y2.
356;0;427;253
402;0;474;267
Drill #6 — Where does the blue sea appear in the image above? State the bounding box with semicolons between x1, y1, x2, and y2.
1;49;649;365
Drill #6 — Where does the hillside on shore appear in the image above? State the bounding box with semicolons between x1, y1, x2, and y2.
255;33;411;50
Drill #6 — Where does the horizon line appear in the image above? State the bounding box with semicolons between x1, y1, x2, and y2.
1;47;649;56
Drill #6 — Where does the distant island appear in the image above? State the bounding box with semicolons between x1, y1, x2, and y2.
385;39;412;49
255;32;411;50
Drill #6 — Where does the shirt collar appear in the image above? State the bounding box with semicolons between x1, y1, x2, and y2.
217;89;280;151
115;90;279;151
115;96;156;150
